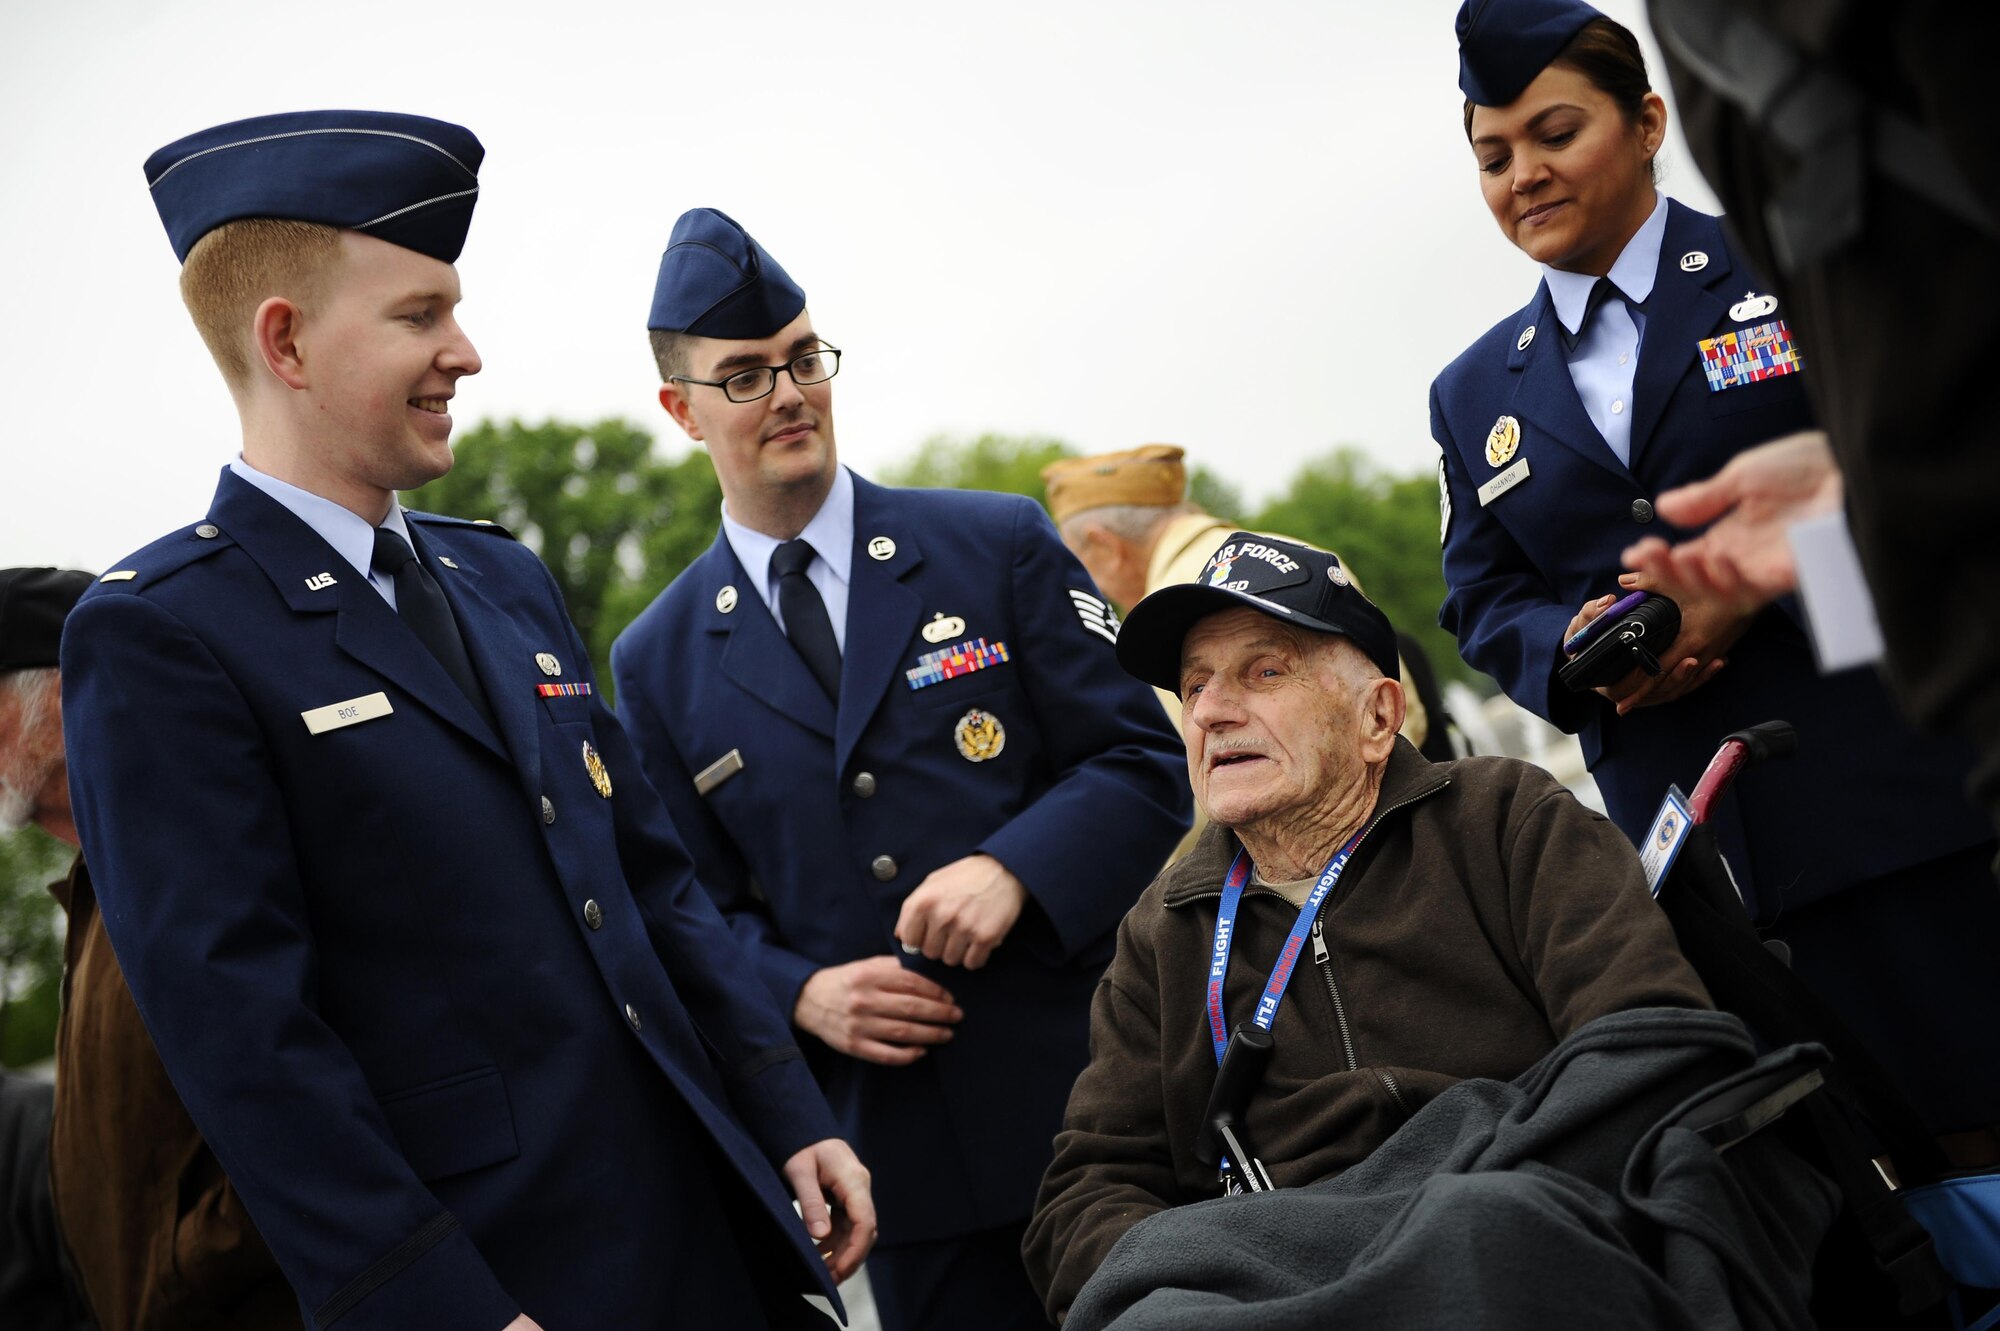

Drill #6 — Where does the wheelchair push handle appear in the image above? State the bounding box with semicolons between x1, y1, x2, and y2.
1688;720;1798;825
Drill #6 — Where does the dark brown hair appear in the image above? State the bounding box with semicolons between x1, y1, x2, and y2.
1461;16;1653;137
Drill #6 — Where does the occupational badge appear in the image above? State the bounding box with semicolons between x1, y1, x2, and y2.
536;652;562;677
1485;415;1521;468
921;613;967;644
1728;291;1779;321
438;557;460;570
582;741;613;798
953;708;1006;763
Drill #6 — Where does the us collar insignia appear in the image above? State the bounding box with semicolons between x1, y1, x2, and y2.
907;637;1010;691
954;708;1006;762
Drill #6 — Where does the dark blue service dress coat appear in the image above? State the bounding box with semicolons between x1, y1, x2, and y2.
60;470;844;1331
1432;201;1989;916
610;472;1191;1245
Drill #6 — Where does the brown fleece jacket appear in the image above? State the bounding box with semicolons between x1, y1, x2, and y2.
1023;741;1711;1322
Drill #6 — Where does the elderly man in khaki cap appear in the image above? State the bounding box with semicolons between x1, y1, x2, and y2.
1043;446;1430;856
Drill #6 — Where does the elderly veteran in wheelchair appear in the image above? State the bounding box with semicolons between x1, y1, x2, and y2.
1023;533;1843;1328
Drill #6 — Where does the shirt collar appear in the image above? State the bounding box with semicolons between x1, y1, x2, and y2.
229;455;412;578
1544;192;1671;335
720;464;856;596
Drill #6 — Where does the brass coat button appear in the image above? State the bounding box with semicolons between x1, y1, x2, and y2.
1631;498;1655;524
584;899;603;930
871;855;898;882
852;772;877;798
541;797;556;825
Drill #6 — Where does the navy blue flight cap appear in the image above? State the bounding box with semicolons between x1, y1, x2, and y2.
648;208;807;338
1456;0;1603;107
1116;533;1400;692
146;111;483;264
0;568;96;673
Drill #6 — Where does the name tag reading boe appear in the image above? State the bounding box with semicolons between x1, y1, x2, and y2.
301;692;393;735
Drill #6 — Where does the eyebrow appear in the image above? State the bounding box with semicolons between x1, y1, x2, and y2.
1470;103;1584;148
710;333;822;376
1180;631;1304;674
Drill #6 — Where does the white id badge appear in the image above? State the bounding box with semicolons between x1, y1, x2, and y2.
1641;785;1694;898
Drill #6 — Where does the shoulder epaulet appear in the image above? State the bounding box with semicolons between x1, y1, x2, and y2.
405;510;517;539
86;520;236;596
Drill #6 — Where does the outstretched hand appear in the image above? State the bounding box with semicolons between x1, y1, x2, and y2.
1622;430;1841;606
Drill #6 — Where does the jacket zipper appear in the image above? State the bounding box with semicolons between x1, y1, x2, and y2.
1307;787;1435;1093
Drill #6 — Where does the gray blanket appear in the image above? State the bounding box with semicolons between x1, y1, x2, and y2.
1067;1008;1837;1331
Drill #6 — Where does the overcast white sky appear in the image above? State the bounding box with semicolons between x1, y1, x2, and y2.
0;0;1712;573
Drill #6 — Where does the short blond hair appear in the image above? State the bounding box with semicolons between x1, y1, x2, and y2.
179;218;343;385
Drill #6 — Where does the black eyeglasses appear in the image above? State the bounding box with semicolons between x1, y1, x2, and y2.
670;346;842;403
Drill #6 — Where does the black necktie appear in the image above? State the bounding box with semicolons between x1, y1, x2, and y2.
771;538;842;701
1563;276;1630;353
370;526;494;725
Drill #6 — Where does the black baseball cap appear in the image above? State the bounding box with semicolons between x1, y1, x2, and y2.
1115;533;1399;691
0;568;96;672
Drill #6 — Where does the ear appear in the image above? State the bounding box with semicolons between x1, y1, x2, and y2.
1638;91;1669;157
252;296;310;390
1358;675;1406;763
659;382;702;441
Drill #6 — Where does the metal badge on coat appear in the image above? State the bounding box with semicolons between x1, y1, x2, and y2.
582;742;613;798
1729;291;1779;321
1517;325;1536;351
1680;250;1710;273
954;709;1006;762
1485;415;1521;468
867;536;897;561
536;652;562;677
921;613;966;643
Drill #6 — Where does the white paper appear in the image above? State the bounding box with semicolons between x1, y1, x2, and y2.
1788;509;1885;671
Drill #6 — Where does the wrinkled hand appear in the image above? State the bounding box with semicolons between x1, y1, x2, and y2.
1621;431;1840;606
783;1138;877;1284
794;956;961;1065
895;854;1029;970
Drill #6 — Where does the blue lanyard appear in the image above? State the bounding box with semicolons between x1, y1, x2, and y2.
1205;832;1364;1066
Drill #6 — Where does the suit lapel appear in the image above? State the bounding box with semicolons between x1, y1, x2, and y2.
702;532;837;741
210;474;509;761
836;477;924;775
407;522;536;779
1628;202;1733;469
1505;285;1630;483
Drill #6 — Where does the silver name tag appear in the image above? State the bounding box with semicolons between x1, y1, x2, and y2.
693;748;744;796
1477;458;1531;507
301;692;394;735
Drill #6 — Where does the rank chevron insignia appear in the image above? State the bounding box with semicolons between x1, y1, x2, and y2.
1068;589;1121;644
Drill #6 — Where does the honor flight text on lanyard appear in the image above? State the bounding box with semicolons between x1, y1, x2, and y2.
1206;831;1365;1063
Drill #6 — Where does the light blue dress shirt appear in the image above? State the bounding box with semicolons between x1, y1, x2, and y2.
1544;192;1671;467
720;464;854;652
229;456;414;609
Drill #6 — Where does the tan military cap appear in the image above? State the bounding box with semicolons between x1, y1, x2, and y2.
1041;444;1188;524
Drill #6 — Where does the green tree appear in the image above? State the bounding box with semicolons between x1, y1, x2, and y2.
403;418;722;693
882;432;1076;497
1247;448;1467;684
881;432;1243;520
0;825;71;1067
